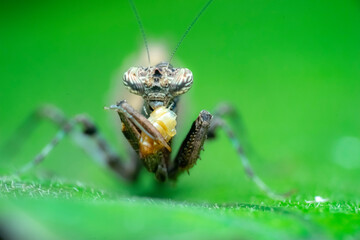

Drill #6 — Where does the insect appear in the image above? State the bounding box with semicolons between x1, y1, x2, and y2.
2;0;288;199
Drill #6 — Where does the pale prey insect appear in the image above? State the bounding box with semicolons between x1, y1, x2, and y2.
3;0;288;199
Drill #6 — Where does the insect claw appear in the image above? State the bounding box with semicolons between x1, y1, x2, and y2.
105;105;121;111
187;170;190;175
158;140;171;152
109;104;122;110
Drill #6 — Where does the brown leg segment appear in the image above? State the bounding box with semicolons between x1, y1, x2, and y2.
111;100;178;182
110;100;171;151
168;110;212;180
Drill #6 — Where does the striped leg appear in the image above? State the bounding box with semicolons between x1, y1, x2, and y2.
1;104;67;159
209;103;291;200
8;105;141;181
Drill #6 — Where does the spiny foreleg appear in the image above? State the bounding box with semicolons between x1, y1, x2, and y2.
168;110;212;180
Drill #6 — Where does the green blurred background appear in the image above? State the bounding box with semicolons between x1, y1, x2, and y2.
0;0;359;239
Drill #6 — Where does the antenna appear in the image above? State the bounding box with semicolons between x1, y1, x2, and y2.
168;0;214;65
129;0;151;65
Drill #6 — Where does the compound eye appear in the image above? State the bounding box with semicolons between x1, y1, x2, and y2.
123;67;145;95
169;68;193;96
